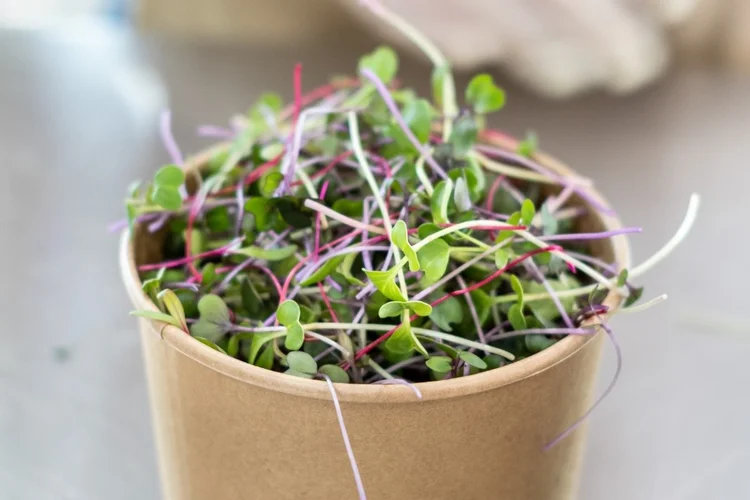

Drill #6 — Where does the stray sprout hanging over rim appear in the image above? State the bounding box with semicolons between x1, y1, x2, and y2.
119;0;698;476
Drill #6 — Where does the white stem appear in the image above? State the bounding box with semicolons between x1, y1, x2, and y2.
305;330;351;358
619;294;668;314
304;322;514;360
518;230;614;290
630;193;700;278
304;199;385;235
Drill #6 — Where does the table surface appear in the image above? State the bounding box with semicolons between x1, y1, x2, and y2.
1;20;749;500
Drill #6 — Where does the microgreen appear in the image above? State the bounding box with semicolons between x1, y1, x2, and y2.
465;74;506;114
122;7;696;394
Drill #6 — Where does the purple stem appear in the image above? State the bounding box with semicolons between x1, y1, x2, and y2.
322;375;367;500
138;238;242;271
148;212;172;233
474;207;510;221
359;68;448;180
525;260;574;329
544;324;621;450
197;125;235;139
325;276;343;292
213;230;289;294
565;251;618;275
108;212;159;233
160;110;184;165
475;143;615;216
537;227;641;241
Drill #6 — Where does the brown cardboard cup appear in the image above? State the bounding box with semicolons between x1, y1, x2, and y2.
121;140;630;500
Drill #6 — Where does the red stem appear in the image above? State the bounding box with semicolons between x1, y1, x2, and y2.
318;282;340;323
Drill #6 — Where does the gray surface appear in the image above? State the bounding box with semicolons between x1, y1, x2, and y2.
1;21;749;500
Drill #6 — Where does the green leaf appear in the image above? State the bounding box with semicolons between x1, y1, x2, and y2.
494;248;509;270
496;212;521;243
469;289;493;325
129;310;181;328
284;323;305;351
259;171;284;198
248;333;279;364
540;203;558;236
285;369;314;379
508;304;527;331
154;164;185;188
201;263;218;289
286;351;317;375
317;136;339;157
156;289;187;331
227;335;240;357
510;275;524;307
331;199;364;217
624;286;644;308
484;355;507;370
426;356;452;373
392;220;419;272
340;253;365;286
466;74;506;114
245;197;272;230
260;143;284;161
194;337;227;354
431;66;446;107
616;269;629;288
274;196;314;229
358;45;399;84
453;176;472;212
430;341;459;359
240;278;262;316
152;186;182;211
402;98;432;143
250;92;284;120
517;131;538;158
449;115;478;157
417;239;450;285
458;351;487;370
363;269;407;302
300;255;346;286
277;300;301;326
378;301;433;318
430;179;453;224
520;199;536;226
205;206;231;232
319;364;350;383
255;342;275;369
523;278;580;323
525;334;556;353
384;321;415;355
141;277;162;306
429;296;463;332
447;168;482;203
126;202;137;234
197;294;231;325
235;245;297;261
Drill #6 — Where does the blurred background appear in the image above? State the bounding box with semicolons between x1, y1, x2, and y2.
1;0;749;499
